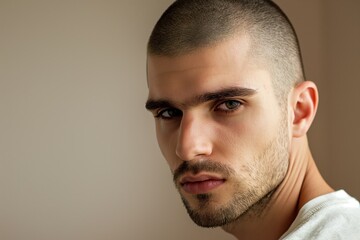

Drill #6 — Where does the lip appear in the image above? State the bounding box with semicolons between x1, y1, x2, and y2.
180;174;225;195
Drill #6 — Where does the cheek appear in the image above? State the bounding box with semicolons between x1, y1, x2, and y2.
155;122;179;171
214;112;278;163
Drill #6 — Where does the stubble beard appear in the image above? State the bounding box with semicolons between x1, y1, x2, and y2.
174;120;289;228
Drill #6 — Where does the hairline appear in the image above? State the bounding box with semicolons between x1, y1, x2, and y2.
147;29;293;109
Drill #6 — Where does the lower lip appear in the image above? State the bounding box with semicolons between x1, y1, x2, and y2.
181;180;225;194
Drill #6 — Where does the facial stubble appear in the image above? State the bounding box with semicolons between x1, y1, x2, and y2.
173;119;289;228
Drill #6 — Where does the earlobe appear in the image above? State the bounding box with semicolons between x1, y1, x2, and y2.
291;81;319;138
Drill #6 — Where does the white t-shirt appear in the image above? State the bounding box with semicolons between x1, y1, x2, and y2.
280;190;360;239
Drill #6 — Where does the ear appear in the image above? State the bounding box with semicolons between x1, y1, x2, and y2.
290;81;319;138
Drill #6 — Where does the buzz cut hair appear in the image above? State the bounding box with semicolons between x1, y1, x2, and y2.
147;0;306;105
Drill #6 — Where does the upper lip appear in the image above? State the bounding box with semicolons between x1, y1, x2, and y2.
180;174;224;185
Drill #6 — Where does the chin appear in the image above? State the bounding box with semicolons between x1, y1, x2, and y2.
180;185;277;227
180;192;246;228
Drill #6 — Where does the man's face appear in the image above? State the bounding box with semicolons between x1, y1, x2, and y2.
146;36;290;227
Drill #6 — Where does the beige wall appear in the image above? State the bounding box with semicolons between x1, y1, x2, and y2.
0;1;359;240
323;0;360;199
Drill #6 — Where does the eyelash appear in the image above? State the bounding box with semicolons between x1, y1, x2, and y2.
214;99;243;113
154;99;243;120
155;108;182;120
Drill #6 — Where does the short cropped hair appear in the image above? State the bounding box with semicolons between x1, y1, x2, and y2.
147;0;306;105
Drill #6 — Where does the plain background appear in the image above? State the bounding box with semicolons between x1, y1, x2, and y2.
0;1;359;239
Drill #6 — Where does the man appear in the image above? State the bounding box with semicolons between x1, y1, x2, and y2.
145;0;360;239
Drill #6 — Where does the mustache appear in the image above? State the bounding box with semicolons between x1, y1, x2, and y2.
173;160;234;184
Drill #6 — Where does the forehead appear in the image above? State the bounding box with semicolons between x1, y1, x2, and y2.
147;36;272;101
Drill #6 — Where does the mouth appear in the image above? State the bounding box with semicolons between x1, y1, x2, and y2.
179;174;226;195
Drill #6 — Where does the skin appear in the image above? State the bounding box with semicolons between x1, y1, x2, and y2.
146;35;333;240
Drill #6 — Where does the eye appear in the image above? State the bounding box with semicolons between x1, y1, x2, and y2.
215;100;242;112
156;108;182;120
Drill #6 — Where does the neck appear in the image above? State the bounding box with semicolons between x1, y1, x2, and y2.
222;136;333;240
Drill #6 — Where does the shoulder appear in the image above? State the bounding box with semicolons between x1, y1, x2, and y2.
281;190;360;240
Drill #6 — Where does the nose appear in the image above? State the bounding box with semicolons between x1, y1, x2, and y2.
175;113;213;161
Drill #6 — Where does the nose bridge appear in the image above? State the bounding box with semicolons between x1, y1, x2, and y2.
176;112;212;160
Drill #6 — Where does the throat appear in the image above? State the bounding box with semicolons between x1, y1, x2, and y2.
240;188;277;219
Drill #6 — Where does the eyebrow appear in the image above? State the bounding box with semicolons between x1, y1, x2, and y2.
145;86;257;111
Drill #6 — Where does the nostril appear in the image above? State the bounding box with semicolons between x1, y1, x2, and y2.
175;138;212;161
